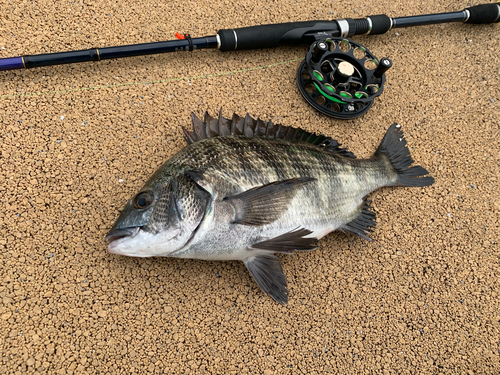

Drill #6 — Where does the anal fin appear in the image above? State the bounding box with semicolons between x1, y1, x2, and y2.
341;199;376;241
244;254;289;304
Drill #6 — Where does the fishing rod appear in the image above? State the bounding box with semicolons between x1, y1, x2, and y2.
1;3;498;118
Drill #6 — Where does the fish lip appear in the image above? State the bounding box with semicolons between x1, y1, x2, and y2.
105;227;141;243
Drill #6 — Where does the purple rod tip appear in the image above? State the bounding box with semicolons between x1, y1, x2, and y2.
0;57;25;71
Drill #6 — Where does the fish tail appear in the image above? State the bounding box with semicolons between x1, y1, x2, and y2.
374;123;435;187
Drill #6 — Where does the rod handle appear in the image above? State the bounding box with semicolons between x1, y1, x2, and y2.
465;2;500;23
365;15;393;35
217;21;339;51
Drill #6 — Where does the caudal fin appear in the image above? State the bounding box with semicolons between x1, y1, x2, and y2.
375;123;435;187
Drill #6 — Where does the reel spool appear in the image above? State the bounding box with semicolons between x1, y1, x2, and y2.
297;38;392;119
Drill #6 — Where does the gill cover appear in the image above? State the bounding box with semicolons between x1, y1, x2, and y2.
106;172;211;256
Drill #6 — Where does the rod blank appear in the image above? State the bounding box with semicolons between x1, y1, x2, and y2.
0;3;498;72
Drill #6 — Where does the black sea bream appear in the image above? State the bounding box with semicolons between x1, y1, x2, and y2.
105;111;434;303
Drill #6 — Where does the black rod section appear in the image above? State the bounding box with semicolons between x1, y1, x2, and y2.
4;36;218;71
392;11;467;28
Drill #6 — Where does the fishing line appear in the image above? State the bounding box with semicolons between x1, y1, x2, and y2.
0;58;302;99
1;3;498;117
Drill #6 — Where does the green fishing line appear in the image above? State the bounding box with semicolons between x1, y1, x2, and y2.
0;58;302;99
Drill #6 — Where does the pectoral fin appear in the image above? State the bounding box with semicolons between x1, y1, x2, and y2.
244;254;289;304
223;177;315;226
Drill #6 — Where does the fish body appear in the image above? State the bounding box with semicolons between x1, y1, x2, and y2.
106;111;434;303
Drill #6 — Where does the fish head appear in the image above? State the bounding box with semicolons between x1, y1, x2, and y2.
105;173;209;257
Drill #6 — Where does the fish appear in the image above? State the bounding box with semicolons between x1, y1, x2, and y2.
105;110;434;304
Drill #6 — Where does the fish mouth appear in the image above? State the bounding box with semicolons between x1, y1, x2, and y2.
105;226;141;242
106;227;142;255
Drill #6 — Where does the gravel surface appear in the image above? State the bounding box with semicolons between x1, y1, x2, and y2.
0;0;499;373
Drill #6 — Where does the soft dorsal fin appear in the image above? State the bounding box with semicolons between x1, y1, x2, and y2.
182;109;356;158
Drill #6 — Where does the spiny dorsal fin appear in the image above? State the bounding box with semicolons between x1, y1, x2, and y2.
182;110;356;158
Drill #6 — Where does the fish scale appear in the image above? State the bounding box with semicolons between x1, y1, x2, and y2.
106;111;434;304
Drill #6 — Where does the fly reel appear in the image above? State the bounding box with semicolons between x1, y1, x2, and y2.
297;38;392;119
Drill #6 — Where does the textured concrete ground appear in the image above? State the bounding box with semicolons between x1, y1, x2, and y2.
0;0;499;373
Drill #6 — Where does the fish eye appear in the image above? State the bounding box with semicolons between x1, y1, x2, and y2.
133;191;153;209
